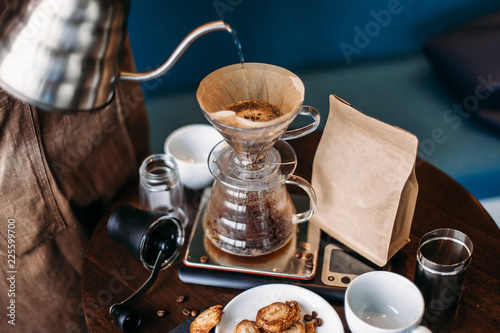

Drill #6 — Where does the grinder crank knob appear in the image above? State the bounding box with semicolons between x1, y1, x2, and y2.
110;304;142;333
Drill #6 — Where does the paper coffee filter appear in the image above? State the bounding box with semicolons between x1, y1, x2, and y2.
197;63;304;129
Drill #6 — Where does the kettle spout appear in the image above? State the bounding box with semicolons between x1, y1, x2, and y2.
121;21;232;82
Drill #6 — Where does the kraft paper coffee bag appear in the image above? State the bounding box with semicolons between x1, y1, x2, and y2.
311;95;419;266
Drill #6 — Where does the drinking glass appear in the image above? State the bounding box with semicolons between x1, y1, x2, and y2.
414;228;473;310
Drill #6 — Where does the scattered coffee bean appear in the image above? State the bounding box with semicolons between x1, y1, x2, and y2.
304;314;313;321
305;260;314;269
200;255;208;263
182;308;191;316
191;310;198;317
157;310;166;317
176;295;185;303
311;311;317;319
295;251;303;259
314;318;323;326
305;253;314;260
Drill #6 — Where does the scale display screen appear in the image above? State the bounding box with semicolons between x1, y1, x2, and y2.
329;249;375;275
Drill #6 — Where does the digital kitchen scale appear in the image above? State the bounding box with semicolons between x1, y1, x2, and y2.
179;188;390;302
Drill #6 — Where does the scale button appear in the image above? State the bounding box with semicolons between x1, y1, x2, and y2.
341;276;351;284
328;276;335;281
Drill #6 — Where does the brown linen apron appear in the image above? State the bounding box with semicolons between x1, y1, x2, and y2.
0;9;150;330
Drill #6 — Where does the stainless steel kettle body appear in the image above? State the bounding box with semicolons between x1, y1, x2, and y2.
0;0;130;111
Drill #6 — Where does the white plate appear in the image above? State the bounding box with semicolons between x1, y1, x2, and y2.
215;284;343;333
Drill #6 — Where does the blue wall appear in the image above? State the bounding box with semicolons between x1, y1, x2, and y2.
127;0;500;96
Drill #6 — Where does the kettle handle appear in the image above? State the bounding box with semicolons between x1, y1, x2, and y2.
284;175;317;224
281;106;321;141
120;21;229;82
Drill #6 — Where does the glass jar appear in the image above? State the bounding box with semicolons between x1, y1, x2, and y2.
139;154;188;227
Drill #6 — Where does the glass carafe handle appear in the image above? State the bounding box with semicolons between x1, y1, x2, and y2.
284;175;317;224
281;106;320;141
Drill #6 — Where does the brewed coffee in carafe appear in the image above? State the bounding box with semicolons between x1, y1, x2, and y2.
197;63;319;256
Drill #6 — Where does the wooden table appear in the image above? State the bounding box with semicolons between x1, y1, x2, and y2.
82;131;499;332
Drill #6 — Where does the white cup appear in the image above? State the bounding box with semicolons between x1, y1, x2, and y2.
345;271;432;333
164;124;223;190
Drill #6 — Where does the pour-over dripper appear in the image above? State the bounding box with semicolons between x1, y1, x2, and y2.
197;63;319;168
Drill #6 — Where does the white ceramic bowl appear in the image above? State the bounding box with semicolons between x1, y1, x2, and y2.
164;124;223;190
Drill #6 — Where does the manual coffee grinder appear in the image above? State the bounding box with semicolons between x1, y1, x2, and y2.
196;63;320;257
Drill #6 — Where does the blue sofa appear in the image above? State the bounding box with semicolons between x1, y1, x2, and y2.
126;0;500;200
